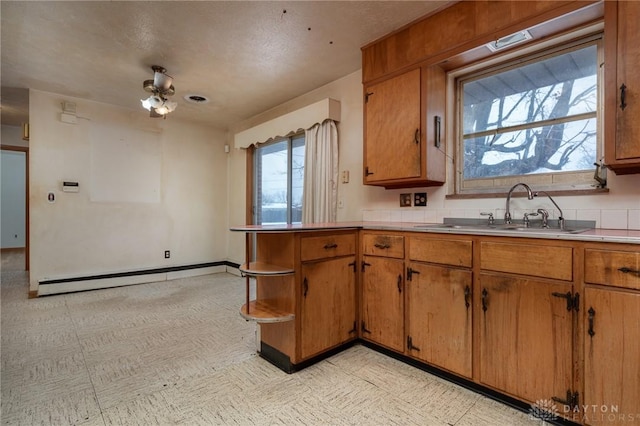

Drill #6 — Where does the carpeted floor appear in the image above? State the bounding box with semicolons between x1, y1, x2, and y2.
1;249;542;425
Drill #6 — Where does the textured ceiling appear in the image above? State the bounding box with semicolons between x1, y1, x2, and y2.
1;1;448;129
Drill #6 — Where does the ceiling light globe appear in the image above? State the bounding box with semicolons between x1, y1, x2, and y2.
141;98;152;111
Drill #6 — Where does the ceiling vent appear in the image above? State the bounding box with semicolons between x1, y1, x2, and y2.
486;30;532;52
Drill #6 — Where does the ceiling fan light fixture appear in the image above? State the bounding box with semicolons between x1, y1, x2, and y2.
153;71;173;91
141;65;177;118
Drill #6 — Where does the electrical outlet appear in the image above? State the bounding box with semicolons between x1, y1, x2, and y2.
164;250;170;259
414;192;427;207
400;193;412;207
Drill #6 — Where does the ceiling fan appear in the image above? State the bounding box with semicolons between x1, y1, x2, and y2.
140;65;177;118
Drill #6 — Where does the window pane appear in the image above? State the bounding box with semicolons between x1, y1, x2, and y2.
254;134;305;225
291;135;305;224
464;118;597;179
257;140;288;225
461;43;598;182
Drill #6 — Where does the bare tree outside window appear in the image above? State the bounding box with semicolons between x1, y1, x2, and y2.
461;43;598;181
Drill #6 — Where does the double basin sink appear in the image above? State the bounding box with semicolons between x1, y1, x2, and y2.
415;221;593;235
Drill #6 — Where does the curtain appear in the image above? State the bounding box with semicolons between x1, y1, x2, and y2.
302;120;338;223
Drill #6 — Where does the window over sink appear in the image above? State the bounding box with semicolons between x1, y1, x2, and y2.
453;34;603;195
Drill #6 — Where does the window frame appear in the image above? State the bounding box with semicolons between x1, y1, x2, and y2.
449;30;605;197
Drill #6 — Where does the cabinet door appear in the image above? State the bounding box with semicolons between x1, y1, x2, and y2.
364;68;421;183
584;287;640;425
300;257;357;359
361;256;404;352
606;0;640;172
407;263;472;378
479;273;573;404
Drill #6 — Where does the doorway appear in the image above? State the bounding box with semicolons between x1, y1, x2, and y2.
1;145;29;271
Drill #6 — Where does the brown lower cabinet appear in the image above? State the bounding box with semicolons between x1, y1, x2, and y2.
300;256;357;360
360;232;405;352
234;226;639;425
479;273;574;404
361;255;405;352
582;246;640;425
407;262;472;378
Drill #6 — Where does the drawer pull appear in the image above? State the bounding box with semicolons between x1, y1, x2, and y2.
397;275;402;293
618;266;640;277
303;277;309;298
323;243;338;249
588;307;596;337
620;83;627;111
374;243;390;249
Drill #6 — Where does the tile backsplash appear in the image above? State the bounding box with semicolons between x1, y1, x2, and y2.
362;208;640;230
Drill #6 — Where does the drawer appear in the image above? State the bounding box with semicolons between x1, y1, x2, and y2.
480;241;573;281
409;236;472;267
585;249;640;290
362;233;404;258
301;233;356;262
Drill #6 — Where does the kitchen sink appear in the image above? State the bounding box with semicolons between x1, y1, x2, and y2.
414;222;592;234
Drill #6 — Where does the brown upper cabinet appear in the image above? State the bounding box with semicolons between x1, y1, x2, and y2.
604;0;640;174
360;0;639;189
363;66;445;188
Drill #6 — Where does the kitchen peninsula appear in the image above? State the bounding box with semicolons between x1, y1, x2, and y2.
231;222;640;425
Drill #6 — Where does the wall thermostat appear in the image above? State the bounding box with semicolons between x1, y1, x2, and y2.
62;181;79;193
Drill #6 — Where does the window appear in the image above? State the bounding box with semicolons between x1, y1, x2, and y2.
253;134;305;225
455;35;602;194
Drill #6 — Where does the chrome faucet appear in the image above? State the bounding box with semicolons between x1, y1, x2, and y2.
534;191;565;230
505;183;534;224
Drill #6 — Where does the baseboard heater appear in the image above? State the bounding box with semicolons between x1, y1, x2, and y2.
38;261;240;296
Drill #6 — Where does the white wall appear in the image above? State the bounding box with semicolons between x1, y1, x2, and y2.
226;69;640;263
29;90;228;292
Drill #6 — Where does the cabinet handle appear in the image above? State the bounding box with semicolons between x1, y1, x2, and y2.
620;84;627;111
365;167;374;176
481;288;488;312
618;266;640;277
588;307;596;337
348;261;356;273
464;285;471;309
361;321;371;334
361;261;371;272
323;243;338;249
434;115;441;148
414;128;420;145
349;321;357;334
397;275;402;293
374;243;390;249
303;277;309;298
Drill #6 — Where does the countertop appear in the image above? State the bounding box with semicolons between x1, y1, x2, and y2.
230;222;640;245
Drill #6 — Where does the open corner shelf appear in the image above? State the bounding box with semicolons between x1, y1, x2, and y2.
239;262;295;277
240;301;295;323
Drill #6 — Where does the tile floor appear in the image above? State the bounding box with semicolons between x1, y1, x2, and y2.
1;250;546;425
